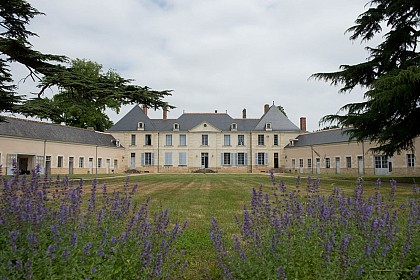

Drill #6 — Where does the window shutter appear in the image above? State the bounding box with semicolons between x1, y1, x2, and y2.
141;153;145;166
151;153;154;165
7;154;17;175
255;153;258;165
244;153;248;165
221;153;224;165
265;153;269;165
36;156;45;174
232;153;236;166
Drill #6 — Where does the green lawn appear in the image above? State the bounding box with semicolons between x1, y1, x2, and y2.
85;173;419;278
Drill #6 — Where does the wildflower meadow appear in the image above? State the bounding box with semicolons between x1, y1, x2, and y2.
1;165;419;279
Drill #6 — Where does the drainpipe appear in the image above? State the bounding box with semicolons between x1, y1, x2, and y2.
311;145;314;174
95;145;98;175
43;140;47;175
157;132;160;173
249;132;253;173
362;141;365;175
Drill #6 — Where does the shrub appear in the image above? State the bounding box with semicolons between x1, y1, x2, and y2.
211;176;420;279
0;166;187;279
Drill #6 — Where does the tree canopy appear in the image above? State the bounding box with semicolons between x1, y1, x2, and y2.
0;0;172;130
311;0;420;156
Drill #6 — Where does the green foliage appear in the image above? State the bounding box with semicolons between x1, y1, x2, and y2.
312;0;420;156
277;105;287;117
0;1;173;131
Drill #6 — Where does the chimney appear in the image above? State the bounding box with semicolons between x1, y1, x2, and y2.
300;117;307;131
142;104;148;116
264;104;270;114
163;107;167;120
242;108;247;119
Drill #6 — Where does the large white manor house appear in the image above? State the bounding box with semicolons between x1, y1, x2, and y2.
0;104;419;176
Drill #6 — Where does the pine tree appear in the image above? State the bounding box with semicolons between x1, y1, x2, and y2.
312;0;420;156
0;1;172;130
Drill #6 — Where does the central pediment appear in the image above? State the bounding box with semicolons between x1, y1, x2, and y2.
189;122;221;132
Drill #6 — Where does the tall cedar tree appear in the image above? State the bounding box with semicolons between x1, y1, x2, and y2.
312;0;420;156
0;0;172;130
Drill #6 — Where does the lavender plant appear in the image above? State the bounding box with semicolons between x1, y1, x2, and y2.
211;175;420;279
0;166;187;279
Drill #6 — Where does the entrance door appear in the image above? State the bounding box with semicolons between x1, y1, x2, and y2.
106;159;110;174
335;157;340;174
316;158;321;174
18;157;29;174
357;156;364;175
45;156;51;175
88;158;93;174
201;153;209;168
274;153;279;169
375;155;390;175
69;157;74;174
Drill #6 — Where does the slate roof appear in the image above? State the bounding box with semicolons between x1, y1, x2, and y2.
285;128;351;148
108;104;300;132
254;105;300;131
0;117;119;147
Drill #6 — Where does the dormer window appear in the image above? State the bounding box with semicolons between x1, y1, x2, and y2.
265;123;272;131
115;139;120;147
173;123;179;131
137;122;144;130
231;123;237;131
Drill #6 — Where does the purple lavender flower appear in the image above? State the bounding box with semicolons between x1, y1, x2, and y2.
413;265;420;277
70;231;77;246
83;242;92;255
277;266;287;280
375;178;381;189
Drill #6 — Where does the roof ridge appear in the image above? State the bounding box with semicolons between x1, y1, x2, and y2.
2;116;108;134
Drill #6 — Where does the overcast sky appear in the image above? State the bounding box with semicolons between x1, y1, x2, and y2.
11;0;372;131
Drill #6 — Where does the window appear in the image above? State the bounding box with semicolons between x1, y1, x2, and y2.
179;134;187;146
143;153;153;166
375;155;388;168
137;122;144;130
326;158;331;168
145;134;152;146
179;152;187;166
231;123;237;131
292;159;296;169
265;123;272;130
237;153;246;165
164;152;172;165
257;152;267;165
238;135;245;146
165;134;173;146
407;154;415;167
173;123;179;131
98;158;102;168
224;135;231;146
131;134;136;146
57;156;63;168
258;134;265;145
114;159;118;168
79;157;84;168
222;153;231;165
202;134;208;146
273;135;279;146
346;157;352;168
299;159;304;168
307;159;312;168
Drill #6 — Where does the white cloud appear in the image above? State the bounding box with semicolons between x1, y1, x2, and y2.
11;0;371;130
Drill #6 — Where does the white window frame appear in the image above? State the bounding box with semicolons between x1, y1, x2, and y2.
179;134;187;146
165;134;173;146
